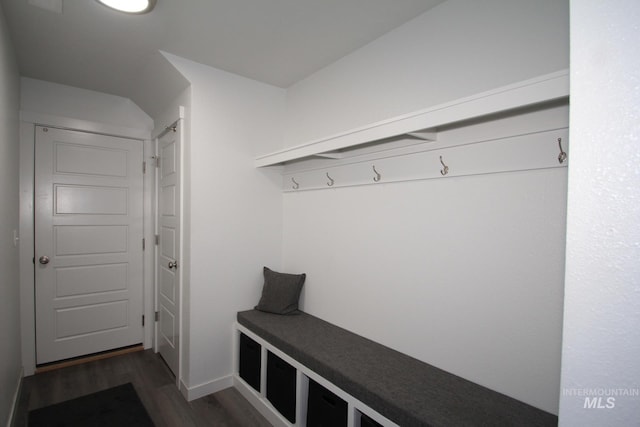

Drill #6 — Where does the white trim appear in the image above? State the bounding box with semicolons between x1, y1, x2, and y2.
180;375;234;401
255;69;569;167
152;134;159;355
177;115;186;393
234;375;292;427
142;138;155;350
19;122;36;376
20;111;152;140
5;368;23;427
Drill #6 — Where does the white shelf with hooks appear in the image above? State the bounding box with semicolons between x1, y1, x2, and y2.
255;69;569;169
281;95;570;192
282;128;568;192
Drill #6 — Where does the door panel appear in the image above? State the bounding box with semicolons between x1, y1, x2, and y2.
161;186;176;216
54;225;129;255
35;126;144;364
157;122;181;376
55;263;128;296
55;185;129;215
56;300;129;338
55;143;129;177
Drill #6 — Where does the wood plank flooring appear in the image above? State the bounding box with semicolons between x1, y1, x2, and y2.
14;349;273;427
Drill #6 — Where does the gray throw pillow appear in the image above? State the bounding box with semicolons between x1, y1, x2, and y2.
255;267;306;314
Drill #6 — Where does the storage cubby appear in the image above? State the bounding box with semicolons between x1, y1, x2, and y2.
359;410;384;427
267;350;297;423
239;332;261;392
306;377;348;427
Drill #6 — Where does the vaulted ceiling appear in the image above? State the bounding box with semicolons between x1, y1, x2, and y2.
2;0;444;107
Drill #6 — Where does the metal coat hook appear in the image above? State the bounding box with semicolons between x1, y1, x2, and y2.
557;138;567;164
326;173;335;187
439;156;449;176
373;165;381;182
291;177;300;190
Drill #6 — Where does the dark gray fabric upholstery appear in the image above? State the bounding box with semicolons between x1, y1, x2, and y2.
255;267;305;314
237;309;557;427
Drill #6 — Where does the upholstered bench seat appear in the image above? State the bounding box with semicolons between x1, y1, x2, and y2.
237;309;556;427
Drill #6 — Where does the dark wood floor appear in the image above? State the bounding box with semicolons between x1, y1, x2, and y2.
14;349;272;427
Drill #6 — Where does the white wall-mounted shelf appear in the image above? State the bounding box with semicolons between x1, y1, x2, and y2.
255;69;569;168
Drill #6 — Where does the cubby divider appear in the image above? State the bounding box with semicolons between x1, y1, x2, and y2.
238;332;261;392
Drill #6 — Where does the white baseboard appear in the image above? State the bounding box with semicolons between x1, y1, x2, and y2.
233;375;291;427
6;367;23;427
180;374;233;401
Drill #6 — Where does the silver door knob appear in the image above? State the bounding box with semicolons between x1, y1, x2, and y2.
168;260;178;269
39;255;50;265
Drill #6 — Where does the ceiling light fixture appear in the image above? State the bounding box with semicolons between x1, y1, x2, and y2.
96;0;156;14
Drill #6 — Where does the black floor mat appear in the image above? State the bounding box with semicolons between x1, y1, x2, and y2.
28;382;154;427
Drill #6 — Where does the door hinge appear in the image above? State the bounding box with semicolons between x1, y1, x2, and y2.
155;234;159;245
143;161;146;174
142;238;146;250
142;315;145;327
155;311;159;322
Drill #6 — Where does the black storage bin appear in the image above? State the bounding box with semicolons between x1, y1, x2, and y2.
267;351;297;423
239;333;261;392
360;412;383;427
306;378;348;427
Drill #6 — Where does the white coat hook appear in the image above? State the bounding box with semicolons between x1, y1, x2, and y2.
292;177;300;190
326;173;335;187
557;138;567;164
373;165;381;182
440;156;449;176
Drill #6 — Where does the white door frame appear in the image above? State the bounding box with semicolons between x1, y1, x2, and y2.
19;112;155;375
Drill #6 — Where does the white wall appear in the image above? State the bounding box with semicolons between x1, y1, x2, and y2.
0;2;22;425
559;1;640;425
163;53;286;398
283;0;569;148
21;77;153;132
280;0;569;415
127;50;190;121
283;142;567;415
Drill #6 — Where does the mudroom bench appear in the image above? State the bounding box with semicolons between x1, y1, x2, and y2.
234;309;556;427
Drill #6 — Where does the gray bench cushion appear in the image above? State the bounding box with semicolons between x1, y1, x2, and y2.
237;309;556;427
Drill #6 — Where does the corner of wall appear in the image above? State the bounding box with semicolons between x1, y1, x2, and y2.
560;1;640;425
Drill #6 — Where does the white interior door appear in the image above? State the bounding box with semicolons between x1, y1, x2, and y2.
156;122;181;377
35;126;144;365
